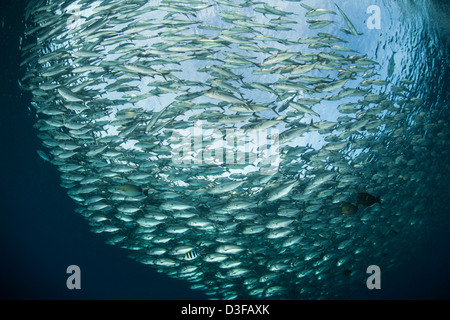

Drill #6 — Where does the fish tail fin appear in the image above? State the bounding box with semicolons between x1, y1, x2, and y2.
143;189;149;197
272;105;281;116
376;195;381;204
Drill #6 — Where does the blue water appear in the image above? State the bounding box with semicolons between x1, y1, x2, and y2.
1;0;450;300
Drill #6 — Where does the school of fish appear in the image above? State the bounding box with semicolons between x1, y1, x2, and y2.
19;0;450;299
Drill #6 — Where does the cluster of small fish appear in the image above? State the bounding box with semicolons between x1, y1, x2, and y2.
20;0;449;299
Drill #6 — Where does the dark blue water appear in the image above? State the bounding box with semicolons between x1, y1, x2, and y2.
1;0;449;300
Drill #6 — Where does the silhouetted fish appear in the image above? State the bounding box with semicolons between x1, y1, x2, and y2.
356;193;381;207
342;203;358;215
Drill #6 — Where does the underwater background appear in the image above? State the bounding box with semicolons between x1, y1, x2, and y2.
1;0;449;299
